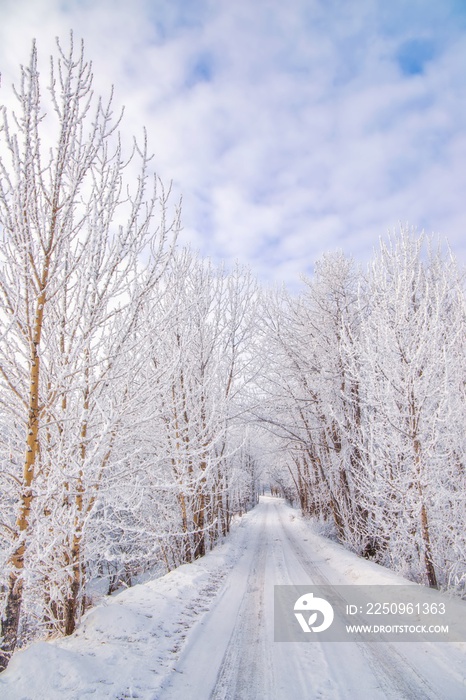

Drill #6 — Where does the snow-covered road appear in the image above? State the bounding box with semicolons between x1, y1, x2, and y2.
161;496;466;699
1;496;465;699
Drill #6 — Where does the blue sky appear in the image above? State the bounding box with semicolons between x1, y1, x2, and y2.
1;0;465;288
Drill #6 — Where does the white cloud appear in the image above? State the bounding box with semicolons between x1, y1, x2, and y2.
1;0;465;288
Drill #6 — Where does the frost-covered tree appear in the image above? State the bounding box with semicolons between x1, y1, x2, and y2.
348;231;466;587
259;252;364;538
117;251;262;569
0;36;179;668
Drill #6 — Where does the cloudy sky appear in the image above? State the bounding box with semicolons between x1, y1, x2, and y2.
1;0;465;289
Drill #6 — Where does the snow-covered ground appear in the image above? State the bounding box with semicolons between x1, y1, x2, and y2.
1;496;465;699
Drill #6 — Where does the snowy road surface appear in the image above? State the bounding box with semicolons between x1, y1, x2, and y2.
1;496;466;699
160;497;466;699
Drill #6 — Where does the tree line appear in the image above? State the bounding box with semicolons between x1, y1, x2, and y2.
261;235;466;594
0;37;261;670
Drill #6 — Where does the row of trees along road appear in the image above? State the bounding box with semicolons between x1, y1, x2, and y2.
0;37;262;670
260;233;466;594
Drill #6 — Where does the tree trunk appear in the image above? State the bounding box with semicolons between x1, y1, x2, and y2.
63;532;83;636
420;502;438;588
0;286;47;669
193;493;206;558
0;575;24;671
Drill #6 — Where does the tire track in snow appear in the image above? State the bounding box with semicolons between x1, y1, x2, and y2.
273;502;440;700
209;506;274;700
267;503;345;699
